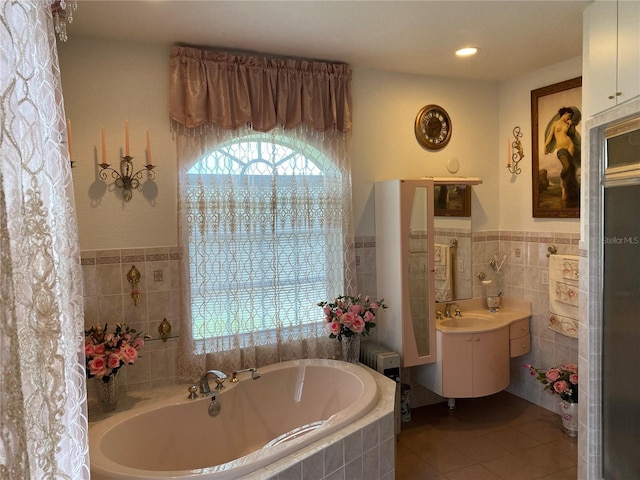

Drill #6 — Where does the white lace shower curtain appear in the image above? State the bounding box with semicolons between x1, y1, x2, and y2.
0;2;89;478
170;47;357;379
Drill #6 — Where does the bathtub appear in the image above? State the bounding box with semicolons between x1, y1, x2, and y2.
89;358;380;480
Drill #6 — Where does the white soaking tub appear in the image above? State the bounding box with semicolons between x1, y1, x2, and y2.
89;358;379;480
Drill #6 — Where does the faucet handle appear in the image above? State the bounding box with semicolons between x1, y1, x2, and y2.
435;310;443;320
188;385;199;399
214;376;226;390
454;306;462;317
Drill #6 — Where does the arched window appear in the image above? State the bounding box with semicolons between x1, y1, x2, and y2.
185;133;345;346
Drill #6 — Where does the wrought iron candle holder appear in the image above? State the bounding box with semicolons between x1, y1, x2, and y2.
507;126;525;175
98;156;156;201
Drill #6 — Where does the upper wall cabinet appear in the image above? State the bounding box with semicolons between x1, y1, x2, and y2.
584;0;640;115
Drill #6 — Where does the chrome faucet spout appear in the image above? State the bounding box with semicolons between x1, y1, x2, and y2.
231;367;261;383
199;369;227;396
444;303;454;318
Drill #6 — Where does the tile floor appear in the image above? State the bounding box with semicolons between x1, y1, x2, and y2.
396;391;577;480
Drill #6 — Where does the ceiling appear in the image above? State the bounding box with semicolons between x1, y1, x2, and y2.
68;0;591;82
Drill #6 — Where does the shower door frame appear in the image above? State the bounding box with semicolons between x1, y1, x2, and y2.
584;97;640;480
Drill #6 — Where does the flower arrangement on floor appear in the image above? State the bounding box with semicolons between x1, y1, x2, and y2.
317;294;387;341
524;362;578;403
85;323;149;383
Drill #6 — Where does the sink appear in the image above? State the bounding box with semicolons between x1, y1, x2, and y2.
439;317;493;329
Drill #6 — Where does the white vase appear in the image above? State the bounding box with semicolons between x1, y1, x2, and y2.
559;400;578;437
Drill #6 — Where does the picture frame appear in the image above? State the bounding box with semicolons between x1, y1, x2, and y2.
434;184;471;217
531;77;582;218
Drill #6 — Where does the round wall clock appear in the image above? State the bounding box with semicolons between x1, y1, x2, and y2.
414;104;452;150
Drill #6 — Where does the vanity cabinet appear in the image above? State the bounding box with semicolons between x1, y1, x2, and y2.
440;327;510;398
509;317;530;358
584;0;640;115
375;179;436;367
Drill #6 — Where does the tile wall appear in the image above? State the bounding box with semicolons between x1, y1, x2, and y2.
82;229;579;415
355;229;580;412
81;247;182;404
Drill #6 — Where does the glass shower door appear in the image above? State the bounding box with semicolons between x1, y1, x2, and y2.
602;124;640;478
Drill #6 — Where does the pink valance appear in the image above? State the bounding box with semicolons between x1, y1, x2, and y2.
169;46;352;133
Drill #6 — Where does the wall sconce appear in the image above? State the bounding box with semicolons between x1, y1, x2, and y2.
126;265;141;306
158;318;172;341
507;126;524;175
98;121;156;201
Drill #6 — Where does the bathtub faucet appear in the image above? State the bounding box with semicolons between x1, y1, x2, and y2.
199;369;227;396
231;367;261;383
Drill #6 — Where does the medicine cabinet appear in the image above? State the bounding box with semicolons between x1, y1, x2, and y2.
375;179;436;367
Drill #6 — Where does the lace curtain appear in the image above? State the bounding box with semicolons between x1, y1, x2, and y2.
0;2;89;479
170;47;357;379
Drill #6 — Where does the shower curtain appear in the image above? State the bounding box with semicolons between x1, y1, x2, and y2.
0;2;90;478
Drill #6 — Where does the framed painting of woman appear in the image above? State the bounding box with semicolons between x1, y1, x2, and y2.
531;77;582;218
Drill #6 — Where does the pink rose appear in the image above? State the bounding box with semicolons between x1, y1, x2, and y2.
364;311;375;322
564;363;578;373
85;343;95;356
120;345;138;363
88;357;108;377
523;363;532;369
350;317;365;333
370;303;379;311
546;368;561;382
323;305;331;316
104;333;114;343
132;337;145;349
107;353;121;369
569;373;578;385
340;311;355;327
329;321;342;336
554;380;569;394
349;304;364;316
94;344;106;356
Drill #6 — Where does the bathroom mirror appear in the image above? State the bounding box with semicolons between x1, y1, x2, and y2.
434;212;473;302
430;179;478;302
434;184;471;217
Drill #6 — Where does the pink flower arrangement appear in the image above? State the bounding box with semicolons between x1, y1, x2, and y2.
85;323;149;383
524;362;578;403
317;295;387;341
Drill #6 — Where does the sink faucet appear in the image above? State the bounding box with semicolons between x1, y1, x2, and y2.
444;303;454;318
199;369;227;396
231;367;261;383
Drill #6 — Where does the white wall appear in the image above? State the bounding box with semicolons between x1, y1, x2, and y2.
498;56;582;234
351;67;500;235
59;38;176;250
59;37;501;250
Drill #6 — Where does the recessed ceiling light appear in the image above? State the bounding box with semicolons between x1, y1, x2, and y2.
456;47;479;57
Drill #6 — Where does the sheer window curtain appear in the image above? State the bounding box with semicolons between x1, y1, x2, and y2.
0;2;89;479
169;47;357;379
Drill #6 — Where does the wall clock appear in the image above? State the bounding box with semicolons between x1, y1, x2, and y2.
414;104;452;150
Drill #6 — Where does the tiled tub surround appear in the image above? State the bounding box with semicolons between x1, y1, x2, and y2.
88;361;397;480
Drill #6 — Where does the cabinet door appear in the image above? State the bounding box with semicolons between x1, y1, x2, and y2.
585;0;618;114
472;328;510;398
618;0;640;105
441;334;473;398
400;180;436;366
